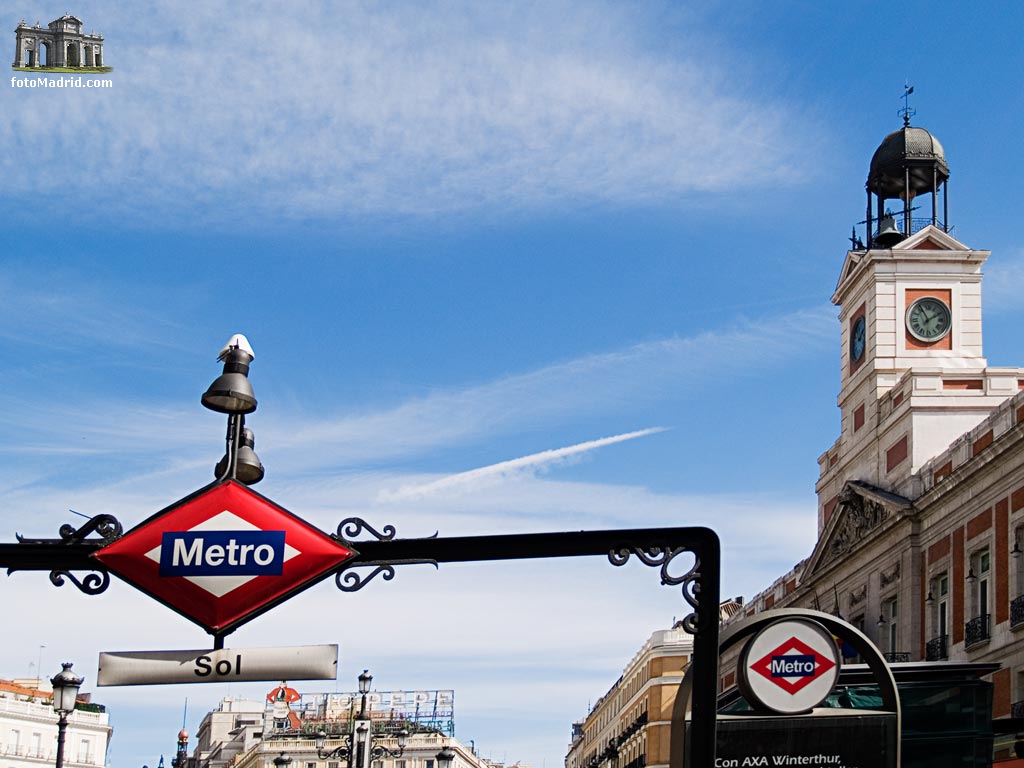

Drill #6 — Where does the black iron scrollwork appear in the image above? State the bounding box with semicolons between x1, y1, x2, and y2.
335;564;397;592
13;512;122;595
335;517;397;543
49;569;110;595
609;544;703;633
58;513;123;545
332;518;438;592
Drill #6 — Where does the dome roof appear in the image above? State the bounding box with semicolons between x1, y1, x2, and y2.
868;125;949;200
178;729;189;741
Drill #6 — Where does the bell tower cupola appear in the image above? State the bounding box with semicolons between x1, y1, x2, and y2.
865;88;950;247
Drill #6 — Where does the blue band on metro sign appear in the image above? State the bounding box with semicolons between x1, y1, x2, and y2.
159;530;286;576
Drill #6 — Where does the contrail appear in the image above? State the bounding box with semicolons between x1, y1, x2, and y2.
382;427;668;500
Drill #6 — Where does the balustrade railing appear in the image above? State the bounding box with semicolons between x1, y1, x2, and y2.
925;634;948;661
965;614;991;648
1011;595;1024;629
883;651;911;663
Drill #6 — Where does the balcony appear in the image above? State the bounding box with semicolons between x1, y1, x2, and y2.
1012;595;1024;629
965;614;991;649
925;634;948;661
883;652;911;663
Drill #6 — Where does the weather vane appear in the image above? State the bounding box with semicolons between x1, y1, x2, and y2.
899;82;916;127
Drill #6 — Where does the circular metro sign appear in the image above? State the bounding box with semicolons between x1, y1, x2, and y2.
738;618;840;714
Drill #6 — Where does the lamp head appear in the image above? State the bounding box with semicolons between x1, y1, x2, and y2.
215;427;265;484
436;746;457;768
358;669;372;694
50;662;83;714
202;334;257;414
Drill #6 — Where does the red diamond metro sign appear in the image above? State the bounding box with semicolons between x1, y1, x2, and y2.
93;481;357;634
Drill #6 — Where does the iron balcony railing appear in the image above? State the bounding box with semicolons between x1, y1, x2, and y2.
883;651;911;663
925;634;948;661
1012;595;1024;629
965;614;991;649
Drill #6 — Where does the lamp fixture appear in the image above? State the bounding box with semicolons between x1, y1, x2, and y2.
966;567;977;584
316;670;409;764
50;662;83;768
1013;540;1023;559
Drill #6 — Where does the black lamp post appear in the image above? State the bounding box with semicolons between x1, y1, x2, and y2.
273;753;293;768
202;334;263;485
50;662;83;768
316;670;408;766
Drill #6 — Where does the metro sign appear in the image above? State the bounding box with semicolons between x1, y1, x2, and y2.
738;618;840;714
749;636;835;695
93;481;357;634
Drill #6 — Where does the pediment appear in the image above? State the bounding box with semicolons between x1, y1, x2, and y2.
895;225;969;252
805;481;914;577
834;250;864;298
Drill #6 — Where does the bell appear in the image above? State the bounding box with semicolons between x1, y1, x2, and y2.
215;427;265;485
873;215;906;247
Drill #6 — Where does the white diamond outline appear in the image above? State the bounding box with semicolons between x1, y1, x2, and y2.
146;509;301;598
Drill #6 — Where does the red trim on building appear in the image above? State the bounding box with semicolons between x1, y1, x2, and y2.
997;499;1010;625
953;527;965;645
886;435;909;473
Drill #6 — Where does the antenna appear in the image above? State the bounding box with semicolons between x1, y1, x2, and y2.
181;697;188;729
898;82;916;127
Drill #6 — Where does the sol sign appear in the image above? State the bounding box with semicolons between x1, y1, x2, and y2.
737;618;839;714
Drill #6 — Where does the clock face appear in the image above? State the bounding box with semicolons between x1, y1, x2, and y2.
906;297;952;342
850;315;866;362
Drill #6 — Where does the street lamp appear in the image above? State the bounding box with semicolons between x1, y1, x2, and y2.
50;662;83;768
273;753;293;768
316;670;409;766
436;746;456;768
202;334;263;485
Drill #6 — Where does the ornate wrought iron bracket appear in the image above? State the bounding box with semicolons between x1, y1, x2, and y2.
609;544;703;633
332;517;438;593
9;513;122;595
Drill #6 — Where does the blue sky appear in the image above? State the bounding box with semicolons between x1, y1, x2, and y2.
3;1;1024;766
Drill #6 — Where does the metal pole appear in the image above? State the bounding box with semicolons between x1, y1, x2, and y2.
55;711;68;768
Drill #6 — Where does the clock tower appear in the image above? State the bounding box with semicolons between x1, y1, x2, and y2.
817;119;1024;532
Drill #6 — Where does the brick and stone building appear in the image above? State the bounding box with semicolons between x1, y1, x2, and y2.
564;623;693;768
725;117;1024;760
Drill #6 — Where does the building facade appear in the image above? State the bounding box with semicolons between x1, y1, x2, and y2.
725;119;1024;760
0;676;112;768
12;16;104;69
189;683;504;768
564;623;693;768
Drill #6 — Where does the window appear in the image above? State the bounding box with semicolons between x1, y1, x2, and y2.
884;597;898;653
938;573;949;636
31;733;41;757
970;548;991;618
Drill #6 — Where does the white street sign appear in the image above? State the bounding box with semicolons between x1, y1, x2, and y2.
97;644;338;686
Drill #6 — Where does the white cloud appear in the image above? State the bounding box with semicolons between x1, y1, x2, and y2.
380;427;668;501
0;1;815;227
